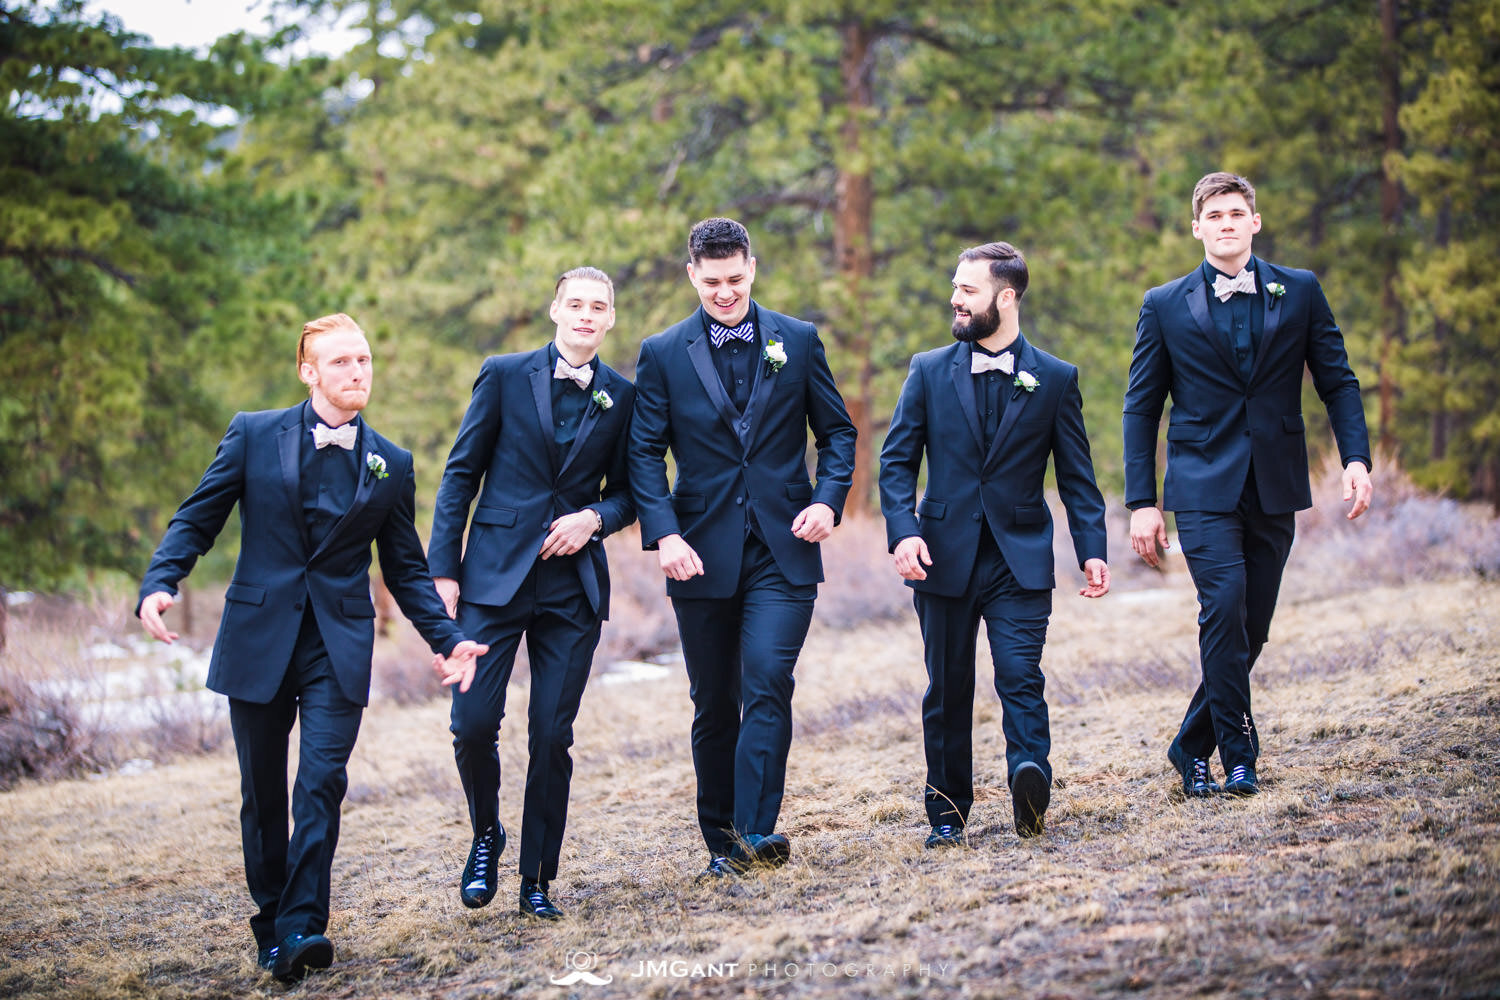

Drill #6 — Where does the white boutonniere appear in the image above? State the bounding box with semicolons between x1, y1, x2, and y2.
763;338;787;373
1013;371;1040;393
366;451;388;480
1266;281;1286;308
591;388;613;410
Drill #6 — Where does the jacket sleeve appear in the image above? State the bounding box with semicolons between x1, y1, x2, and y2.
593;384;637;536
878;354;927;551
378;451;464;657
1122;288;1170;508
429;358;504;578
136;412;247;613
1051;366;1109;568
627;338;679;549
1302;276;1372;471
803;327;857;522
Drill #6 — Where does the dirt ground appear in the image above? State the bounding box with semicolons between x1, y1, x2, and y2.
1;574;1496;999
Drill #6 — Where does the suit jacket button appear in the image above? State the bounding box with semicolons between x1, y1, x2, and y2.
736;496;744;505
972;513;982;521
294;602;304;611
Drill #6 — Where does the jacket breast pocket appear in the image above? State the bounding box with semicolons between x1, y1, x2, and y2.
1166;422;1209;443
224;583;266;606
341;595;376;618
472;505;517;527
916;498;947;520
672;493;706;514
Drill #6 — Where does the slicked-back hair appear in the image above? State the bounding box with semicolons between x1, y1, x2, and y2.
298;312;364;368
958;242;1029;300
1192;171;1257;220
688;217;752;263
555;266;615;306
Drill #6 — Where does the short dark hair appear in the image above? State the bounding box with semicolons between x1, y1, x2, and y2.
554;266;614;306
957;242;1029;300
688;217;751;264
1192;171;1256;219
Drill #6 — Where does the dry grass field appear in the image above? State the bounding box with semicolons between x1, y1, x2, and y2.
2;553;1497;999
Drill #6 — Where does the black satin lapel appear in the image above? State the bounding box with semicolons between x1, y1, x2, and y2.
530;364;562;473
950;352;984;451
1252;265;1284;382
985;342;1034;466
311;424;377;561
277;415;311;554
741;324;780;452
560;373;607;476
1185;275;1239;375
687;332;745;439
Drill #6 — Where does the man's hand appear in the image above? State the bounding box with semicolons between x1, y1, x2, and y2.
432;639;490;694
138;591;179;643
892;536;932;581
1079;558;1111;598
1129;506;1170;568
791;502;836;542
540;510;598;560
657;533;705;581
434;577;460;619
1342;461;1373;520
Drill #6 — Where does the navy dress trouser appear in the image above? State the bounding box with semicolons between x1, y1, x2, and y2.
229;608;364;950
913;529;1053;827
672;533;816;858
1172;472;1296;769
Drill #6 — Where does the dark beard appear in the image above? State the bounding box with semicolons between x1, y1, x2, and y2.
952;297;1000;342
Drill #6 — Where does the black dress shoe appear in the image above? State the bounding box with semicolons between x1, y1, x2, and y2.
270;933;333;984
256;944;278;972
460;823;506;909
1223;763;1260;796
729;833;791;872
924;824;963;849
1011;761;1050;838
1168;742;1221;797
519;877;564;920
696;855;734;881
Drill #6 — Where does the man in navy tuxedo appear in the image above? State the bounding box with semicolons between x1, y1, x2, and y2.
880;242;1110;847
629;218;856;878
1124;172;1373;798
137;313;487;983
429;267;635;919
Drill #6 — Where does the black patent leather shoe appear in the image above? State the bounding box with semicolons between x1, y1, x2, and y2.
256;943;278;972
1011;761;1050;838
271;933;333;984
924;824;963;849
1168;742;1221;797
729;833;791;872
460;823;506;909
519;877;564;920
696;855;734;881
1223;763;1260;796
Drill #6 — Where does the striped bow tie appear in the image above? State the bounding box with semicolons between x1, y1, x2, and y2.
312;422;356;450
1212;269;1257;302
708;321;756;348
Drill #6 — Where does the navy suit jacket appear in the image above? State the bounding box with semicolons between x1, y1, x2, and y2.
1123;257;1371;514
629;303;857;599
879;334;1108;595
429;347;635;617
137;405;464;707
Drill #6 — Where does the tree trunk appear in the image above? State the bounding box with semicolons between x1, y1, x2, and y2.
1377;0;1405;453
834;19;876;516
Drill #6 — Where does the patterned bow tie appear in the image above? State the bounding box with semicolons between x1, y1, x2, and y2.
1212;269;1257;302
971;350;1015;375
553;356;594;389
707;320;756;348
312;422;356;450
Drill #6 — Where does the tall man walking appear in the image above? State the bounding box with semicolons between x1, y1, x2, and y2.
1124;172;1373;798
880;242;1110;846
429;267;635;920
137;313;487;983
629;218;857;878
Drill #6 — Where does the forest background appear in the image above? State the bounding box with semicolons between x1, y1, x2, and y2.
3;0;1498;621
